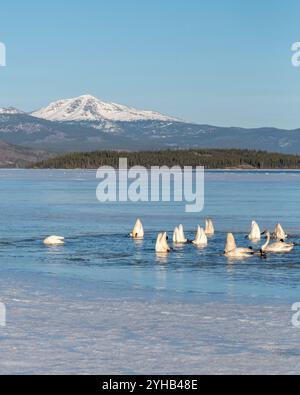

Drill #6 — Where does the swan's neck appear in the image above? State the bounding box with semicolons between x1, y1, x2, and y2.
262;234;270;251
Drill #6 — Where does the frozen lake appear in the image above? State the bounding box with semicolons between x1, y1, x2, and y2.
1;169;300;374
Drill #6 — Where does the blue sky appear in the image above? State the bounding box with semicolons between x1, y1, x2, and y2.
0;0;300;128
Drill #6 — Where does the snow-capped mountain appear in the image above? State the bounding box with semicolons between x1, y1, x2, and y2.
1;95;300;156
0;107;24;115
31;95;179;122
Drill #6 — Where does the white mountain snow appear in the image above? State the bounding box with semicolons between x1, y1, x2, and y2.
31;95;178;123
0;107;23;115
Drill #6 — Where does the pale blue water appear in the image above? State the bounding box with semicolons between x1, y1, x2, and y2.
1;169;300;305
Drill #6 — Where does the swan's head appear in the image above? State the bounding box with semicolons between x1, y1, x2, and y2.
261;230;270;238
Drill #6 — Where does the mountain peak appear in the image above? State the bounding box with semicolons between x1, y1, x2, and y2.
78;94;97;100
31;95;179;123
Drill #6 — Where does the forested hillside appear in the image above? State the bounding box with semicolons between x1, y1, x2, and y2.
31;149;300;169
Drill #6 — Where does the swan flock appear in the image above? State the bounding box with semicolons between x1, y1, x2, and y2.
44;219;295;260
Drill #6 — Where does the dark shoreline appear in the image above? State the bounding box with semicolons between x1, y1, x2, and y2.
28;148;300;170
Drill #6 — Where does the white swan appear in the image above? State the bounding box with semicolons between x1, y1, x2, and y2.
224;233;253;258
156;232;171;253
273;223;288;241
130;218;144;239
173;227;180;243
205;219;215;236
173;224;187;244
248;220;261;242
193;226;208;247
261;231;294;253
44;236;65;246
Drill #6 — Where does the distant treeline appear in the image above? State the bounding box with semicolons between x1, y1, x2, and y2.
30;149;300;169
